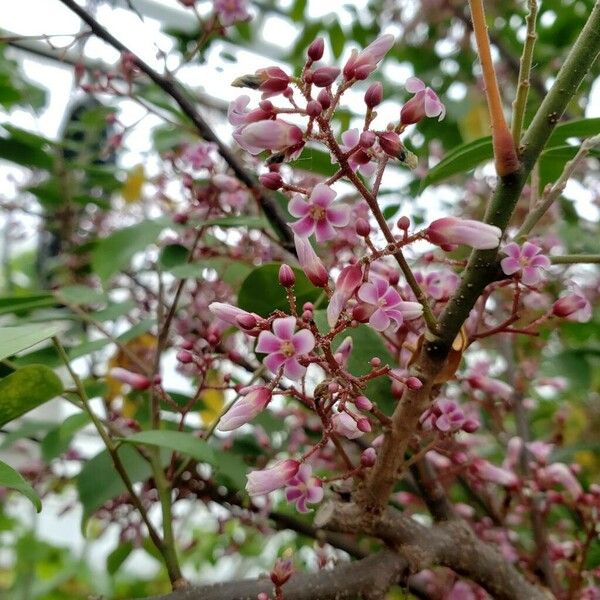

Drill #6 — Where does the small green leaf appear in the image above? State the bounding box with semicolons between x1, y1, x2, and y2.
0;365;64;427
107;542;134;575
203;216;270;229
91;220;166;281
0;324;63;362
119;430;215;464
238;263;322;317
41;412;90;462
56;285;107;305
328;20;345;59
0;459;42;511
159;244;188;269
289;147;337;177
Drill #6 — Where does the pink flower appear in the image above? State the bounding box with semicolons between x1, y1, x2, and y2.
256;316;315;380
423;270;460;301
284;464;324;512
333;128;376;177
294;234;329;287
401;77;445;124
470;459;519;488
420;399;467;433
331;411;363;439
538;463;583;500
466;373;513;400
327;264;363;327
358;276;423;331
427;217;502;250
227;95;273;127
343;34;395;80
213;0;249;26
289;183;350;242
255;66;290;98
109;367;152;391
184;142;216;170
246;459;300;496
500;242;550;285
233;119;303;155
217;386;272;431
552;285;592;322
445;581;478;600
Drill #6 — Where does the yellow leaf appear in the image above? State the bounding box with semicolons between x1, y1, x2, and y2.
121;165;146;203
457;95;490;142
199;370;225;426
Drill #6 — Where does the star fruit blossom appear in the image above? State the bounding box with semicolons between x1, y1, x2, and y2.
246;459;299;496
289;183;350;242
213;0;249;26
284;464;324;512
401;77;446;124
357;276;423;331
343;33;395;80
256;316;315;380
217;386;271;432
332;128;377;177
500;241;551;285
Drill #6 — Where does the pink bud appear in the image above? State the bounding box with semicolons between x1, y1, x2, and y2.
278;264;296;287
233;119;303;155
294;235;329;287
259;171;283;190
377;131;402;158
246;459;300;496
317;88;332;110
236;313;258;330
364;81;383;108
311;66;340;87
307;37;325;61
218;386;272;432
209;302;256;326
271;556;294;586
109;367;152;391
426;217;501;250
355;218;371;236
552;291;591;322
361;447;377;467
306;100;323;117
406;376;423;390
176;350;193;364
359;131;376;148
397;216;410;230
354;395;372;411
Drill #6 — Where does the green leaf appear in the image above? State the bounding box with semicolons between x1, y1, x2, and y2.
203;216;270;229
328;20;345;59
107;542;134;575
0;293;55;316
0;459;41;512
290;0;307;21
0;323;63;362
421;118;600;191
119;430;215;464
91;220;166;281
314;311;396;414
56;285;107;305
238;263;322;317
41;412;90;462
0;365;64;427
289;147;337;177
159;244;188;269
77;445;155;527
0;125;54;170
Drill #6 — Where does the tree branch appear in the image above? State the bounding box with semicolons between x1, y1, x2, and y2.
56;0;295;252
147;550;408;600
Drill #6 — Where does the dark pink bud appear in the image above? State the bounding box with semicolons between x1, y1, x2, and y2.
397;216;410;230
311;66;341;87
180;339;194;350
278;264;296;287
361;447;377;467
306;100;323;117
294;235;329;287
173;212;189;224
364;81;383;108
271;557;294;586
359;130;376;148
357;418;371;433
387;270;399;286
406;376;422;390
355;218;371;236
236;313;258;330
377;131;402;158
109;367;152;391
354;395;372;411
303;302;314;311
352;303;372;322
307;37;325;61
370;357;381;367
462;418;480;433
177;350;194;365
259;172;283;190
317;88;332;110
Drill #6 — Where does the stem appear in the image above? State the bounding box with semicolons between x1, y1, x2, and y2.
468;0;519;176
51;337;182;585
550;254;600;264
516;133;600;239
511;0;538;144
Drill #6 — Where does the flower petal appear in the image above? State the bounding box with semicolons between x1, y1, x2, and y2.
288;196;310;217
311;183;336;207
369;308;390;331
500;257;521;276
264;352;287;372
326;205;351;227
273;316;296;340
292;328;315;354
358;282;378;304
291;216;316;238
284;357;306;380
405;76;425;93
315;218;336;242
256;331;282;354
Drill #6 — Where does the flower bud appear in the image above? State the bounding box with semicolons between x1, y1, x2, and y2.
259;171;283;190
397;216;410;231
359;130;376;148
278;264;296;287
311;66;341;87
357;418;371;432
354;395;372;411
317;88;332;110
377;131;402;158
426;217;502;250
307;37;325;61
364;81;383;108
109;367;152;391
360;447;377;467
306;100;323;117
294;235;329;287
355;218;371;237
406;376;423;390
176;350;193;364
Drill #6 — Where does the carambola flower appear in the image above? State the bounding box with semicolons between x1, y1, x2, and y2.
284;464;323;512
246;459;300;496
500;242;550;285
